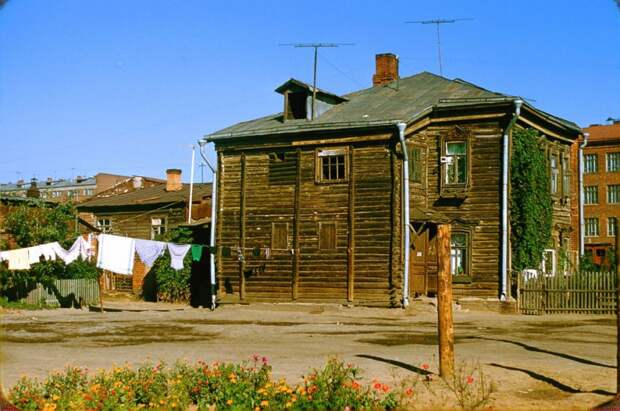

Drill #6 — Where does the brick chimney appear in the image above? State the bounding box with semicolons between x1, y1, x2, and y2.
372;53;399;86
27;178;40;198
165;169;182;192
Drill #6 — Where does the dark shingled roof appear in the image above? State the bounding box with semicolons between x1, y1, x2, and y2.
77;183;212;210
205;72;580;141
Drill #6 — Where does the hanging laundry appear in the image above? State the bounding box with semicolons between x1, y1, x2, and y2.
96;234;136;275
54;237;91;264
5;248;30;270
191;245;203;262
135;239;166;267
27;242;61;265
28;246;44;265
167;243;191;270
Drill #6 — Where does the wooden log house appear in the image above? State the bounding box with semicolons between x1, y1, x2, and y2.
203;53;583;307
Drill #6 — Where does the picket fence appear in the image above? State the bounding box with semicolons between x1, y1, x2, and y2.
517;271;616;315
22;278;100;307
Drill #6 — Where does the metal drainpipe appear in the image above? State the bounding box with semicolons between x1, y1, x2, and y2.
501;99;523;300
199;141;218;310
579;132;590;257
397;122;410;308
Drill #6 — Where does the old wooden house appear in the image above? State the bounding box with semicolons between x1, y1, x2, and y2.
77;169;212;297
202;53;582;307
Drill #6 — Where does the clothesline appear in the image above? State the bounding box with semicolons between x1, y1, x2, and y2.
0;233;214;276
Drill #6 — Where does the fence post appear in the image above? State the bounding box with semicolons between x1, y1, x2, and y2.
437;223;454;378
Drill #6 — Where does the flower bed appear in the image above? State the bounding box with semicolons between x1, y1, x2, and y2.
8;357;415;410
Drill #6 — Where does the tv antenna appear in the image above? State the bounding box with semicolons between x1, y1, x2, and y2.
406;18;473;76
279;43;354;119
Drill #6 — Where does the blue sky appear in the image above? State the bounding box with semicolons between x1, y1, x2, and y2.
1;1;618;184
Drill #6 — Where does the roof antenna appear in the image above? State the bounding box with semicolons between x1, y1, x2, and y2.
279;43;354;120
405;18;473;77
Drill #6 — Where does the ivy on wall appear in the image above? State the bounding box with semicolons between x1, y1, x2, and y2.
510;128;553;271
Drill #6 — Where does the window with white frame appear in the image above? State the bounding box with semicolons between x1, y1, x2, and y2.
585;218;599;237
608;185;620;204
607;152;620;172
445;141;467;186
96;218;112;233
151;217;167;239
584;154;598;173
450;232;469;276
562;155;570;196
550;154;559;195
316;148;348;183
608;217;617;237
541;249;556;276
584;186;598;204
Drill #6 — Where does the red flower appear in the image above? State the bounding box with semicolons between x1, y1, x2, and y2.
466;376;474;384
421;364;429;370
405;387;414;397
381;384;390;393
262;356;268;364
374;382;382;390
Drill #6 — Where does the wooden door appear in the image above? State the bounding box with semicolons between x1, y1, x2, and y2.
409;225;438;296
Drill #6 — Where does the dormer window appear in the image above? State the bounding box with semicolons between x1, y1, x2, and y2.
286;92;307;120
275;78;348;121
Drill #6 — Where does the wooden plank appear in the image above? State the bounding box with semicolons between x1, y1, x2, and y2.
347;146;355;302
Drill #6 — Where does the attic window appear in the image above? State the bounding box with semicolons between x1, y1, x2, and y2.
286;92;307;120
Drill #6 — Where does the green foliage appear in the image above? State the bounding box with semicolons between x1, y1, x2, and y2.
0;201;97;299
3;201;76;248
0;296;52;310
510;128;553;271
149;227;194;303
8;358;407;410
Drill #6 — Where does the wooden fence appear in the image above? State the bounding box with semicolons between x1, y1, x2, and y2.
517;271;616;315
22;278;100;307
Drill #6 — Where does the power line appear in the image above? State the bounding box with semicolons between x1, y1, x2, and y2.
279;43;354;119
405;18;473;76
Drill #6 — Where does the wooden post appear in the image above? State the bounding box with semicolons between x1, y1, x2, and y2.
292;149;301;300
347;147;355;302
437;223;454;378
616;231;620;394
239;153;247;301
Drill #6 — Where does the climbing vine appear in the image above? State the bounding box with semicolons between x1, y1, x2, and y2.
510;128;553;271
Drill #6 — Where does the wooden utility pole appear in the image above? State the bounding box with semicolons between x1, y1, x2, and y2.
616;230;619;394
437;223;454;377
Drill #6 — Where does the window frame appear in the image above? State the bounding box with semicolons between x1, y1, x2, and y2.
407;143;424;185
584;154;598;174
97;218;112;234
607;217;617;237
561;153;570;197
271;222;289;250
585;217;599;237
449;228;473;283
440;126;472;196
584;185;599;205
549;152;559;196
606;152;620;172
315;146;349;184
150;216;167;240
608;184;620;204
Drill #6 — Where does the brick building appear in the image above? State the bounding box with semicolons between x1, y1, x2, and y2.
0;173;162;203
581;121;620;266
77;169;212;297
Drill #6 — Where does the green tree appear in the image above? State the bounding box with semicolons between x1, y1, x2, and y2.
0;200;97;299
510;128;553;271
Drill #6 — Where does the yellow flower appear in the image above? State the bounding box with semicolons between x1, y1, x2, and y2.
52;394;60;401
227;399;234;405
172;403;177;408
159;399;165;405
261;400;269;407
286;402;292;408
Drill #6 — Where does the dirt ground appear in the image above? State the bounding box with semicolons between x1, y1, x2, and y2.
0;301;616;410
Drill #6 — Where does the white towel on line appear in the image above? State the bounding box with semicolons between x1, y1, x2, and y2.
96;234;136;275
167;243;191;270
135;239;166;268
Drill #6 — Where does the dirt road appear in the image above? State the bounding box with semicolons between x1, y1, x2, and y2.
0;302;616;409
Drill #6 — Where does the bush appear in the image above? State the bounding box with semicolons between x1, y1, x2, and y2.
8;358;409;410
149;227;194;303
